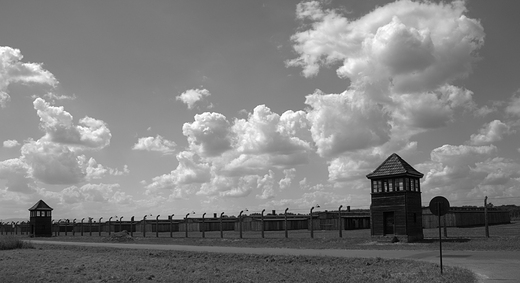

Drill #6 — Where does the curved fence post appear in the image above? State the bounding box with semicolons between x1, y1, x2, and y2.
99;217;103;237
156;215;160;238
338;205;343;238
202;213;206;238
220;212;224;238
169;214;174;238
261;209;265;238
284;208;289;238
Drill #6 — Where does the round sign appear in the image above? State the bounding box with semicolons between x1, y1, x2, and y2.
429;196;450;216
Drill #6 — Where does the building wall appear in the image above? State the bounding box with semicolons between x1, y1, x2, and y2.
370;191;423;241
422;208;511;228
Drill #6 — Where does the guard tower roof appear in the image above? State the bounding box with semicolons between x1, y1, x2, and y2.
366;153;423;179
28;200;53;211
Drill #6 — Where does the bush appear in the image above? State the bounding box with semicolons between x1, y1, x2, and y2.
0;236;34;250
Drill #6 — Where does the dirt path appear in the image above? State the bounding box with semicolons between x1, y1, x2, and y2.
30;240;520;283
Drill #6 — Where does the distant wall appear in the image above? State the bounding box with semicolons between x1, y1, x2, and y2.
422;207;510;228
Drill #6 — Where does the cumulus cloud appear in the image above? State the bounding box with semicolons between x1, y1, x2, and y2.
469;120;512;145
133;135;176;155
34;98;111;149
0;46;58;108
279;168;296;190
60;183;132;205
182;112;233;157
305;90;390;158
3;139;20;148
145;151;211;193
21;140;87;185
418;144;520;201
288;0;484;86
505;90;520;117
284;0;487;189
0;158;34;193
176;88;212;109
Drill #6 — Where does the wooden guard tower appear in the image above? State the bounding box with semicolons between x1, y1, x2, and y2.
29;200;53;237
366;153;424;242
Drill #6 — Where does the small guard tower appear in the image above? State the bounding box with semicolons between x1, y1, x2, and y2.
29;200;53;237
366;153;424;242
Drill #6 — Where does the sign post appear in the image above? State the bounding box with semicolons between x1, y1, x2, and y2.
429;196;450;274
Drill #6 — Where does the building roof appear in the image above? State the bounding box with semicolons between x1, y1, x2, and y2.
366;153;424;179
28;200;53;211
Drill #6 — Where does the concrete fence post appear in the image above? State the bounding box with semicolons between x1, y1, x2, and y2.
284;208;289;238
99;217;103;237
202;213;206;238
261;209;265;239
220;212;224;238
338;205;343;238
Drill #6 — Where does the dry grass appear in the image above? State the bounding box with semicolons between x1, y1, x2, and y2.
0;244;476;283
0;235;33;250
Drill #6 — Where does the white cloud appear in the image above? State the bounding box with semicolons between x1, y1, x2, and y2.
3;139;20;148
145;151;211;193
0;91;10;108
133;135;176;155
288;0;484;89
305;90;391;158
279;168;296;190
505;90;520;117
60;183;132;205
0;46;58;108
418;144;520;201
21;140;87;185
469;120;512;145
0;158;35;193
182;112;233;157
34;98;111;150
176;88;212;109
257;170;276;200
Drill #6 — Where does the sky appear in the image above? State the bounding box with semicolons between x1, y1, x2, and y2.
1;0;520;221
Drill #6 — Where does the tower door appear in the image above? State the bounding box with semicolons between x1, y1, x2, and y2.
383;212;394;235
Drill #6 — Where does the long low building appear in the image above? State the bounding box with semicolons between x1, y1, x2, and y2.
422;207;511;228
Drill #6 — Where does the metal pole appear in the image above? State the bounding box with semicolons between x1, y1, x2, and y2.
57;220;61;236
261;209;265;238
339;205;343;238
72;219;76;236
202;213;206;238
89;218;92;236
310;207;314;238
99;217;103;236
156;215;160;238
109;217;113;236
65;220;68;236
485;196;489;238
220;212;224;238
119;216;123;233
438;202;443;274
284;208;289;238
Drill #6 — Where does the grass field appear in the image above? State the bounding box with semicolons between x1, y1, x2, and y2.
0;243;476;283
20;220;520;251
2;221;517;282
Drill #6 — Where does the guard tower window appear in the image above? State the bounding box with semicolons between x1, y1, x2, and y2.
389;179;394;192
397;178;403;191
